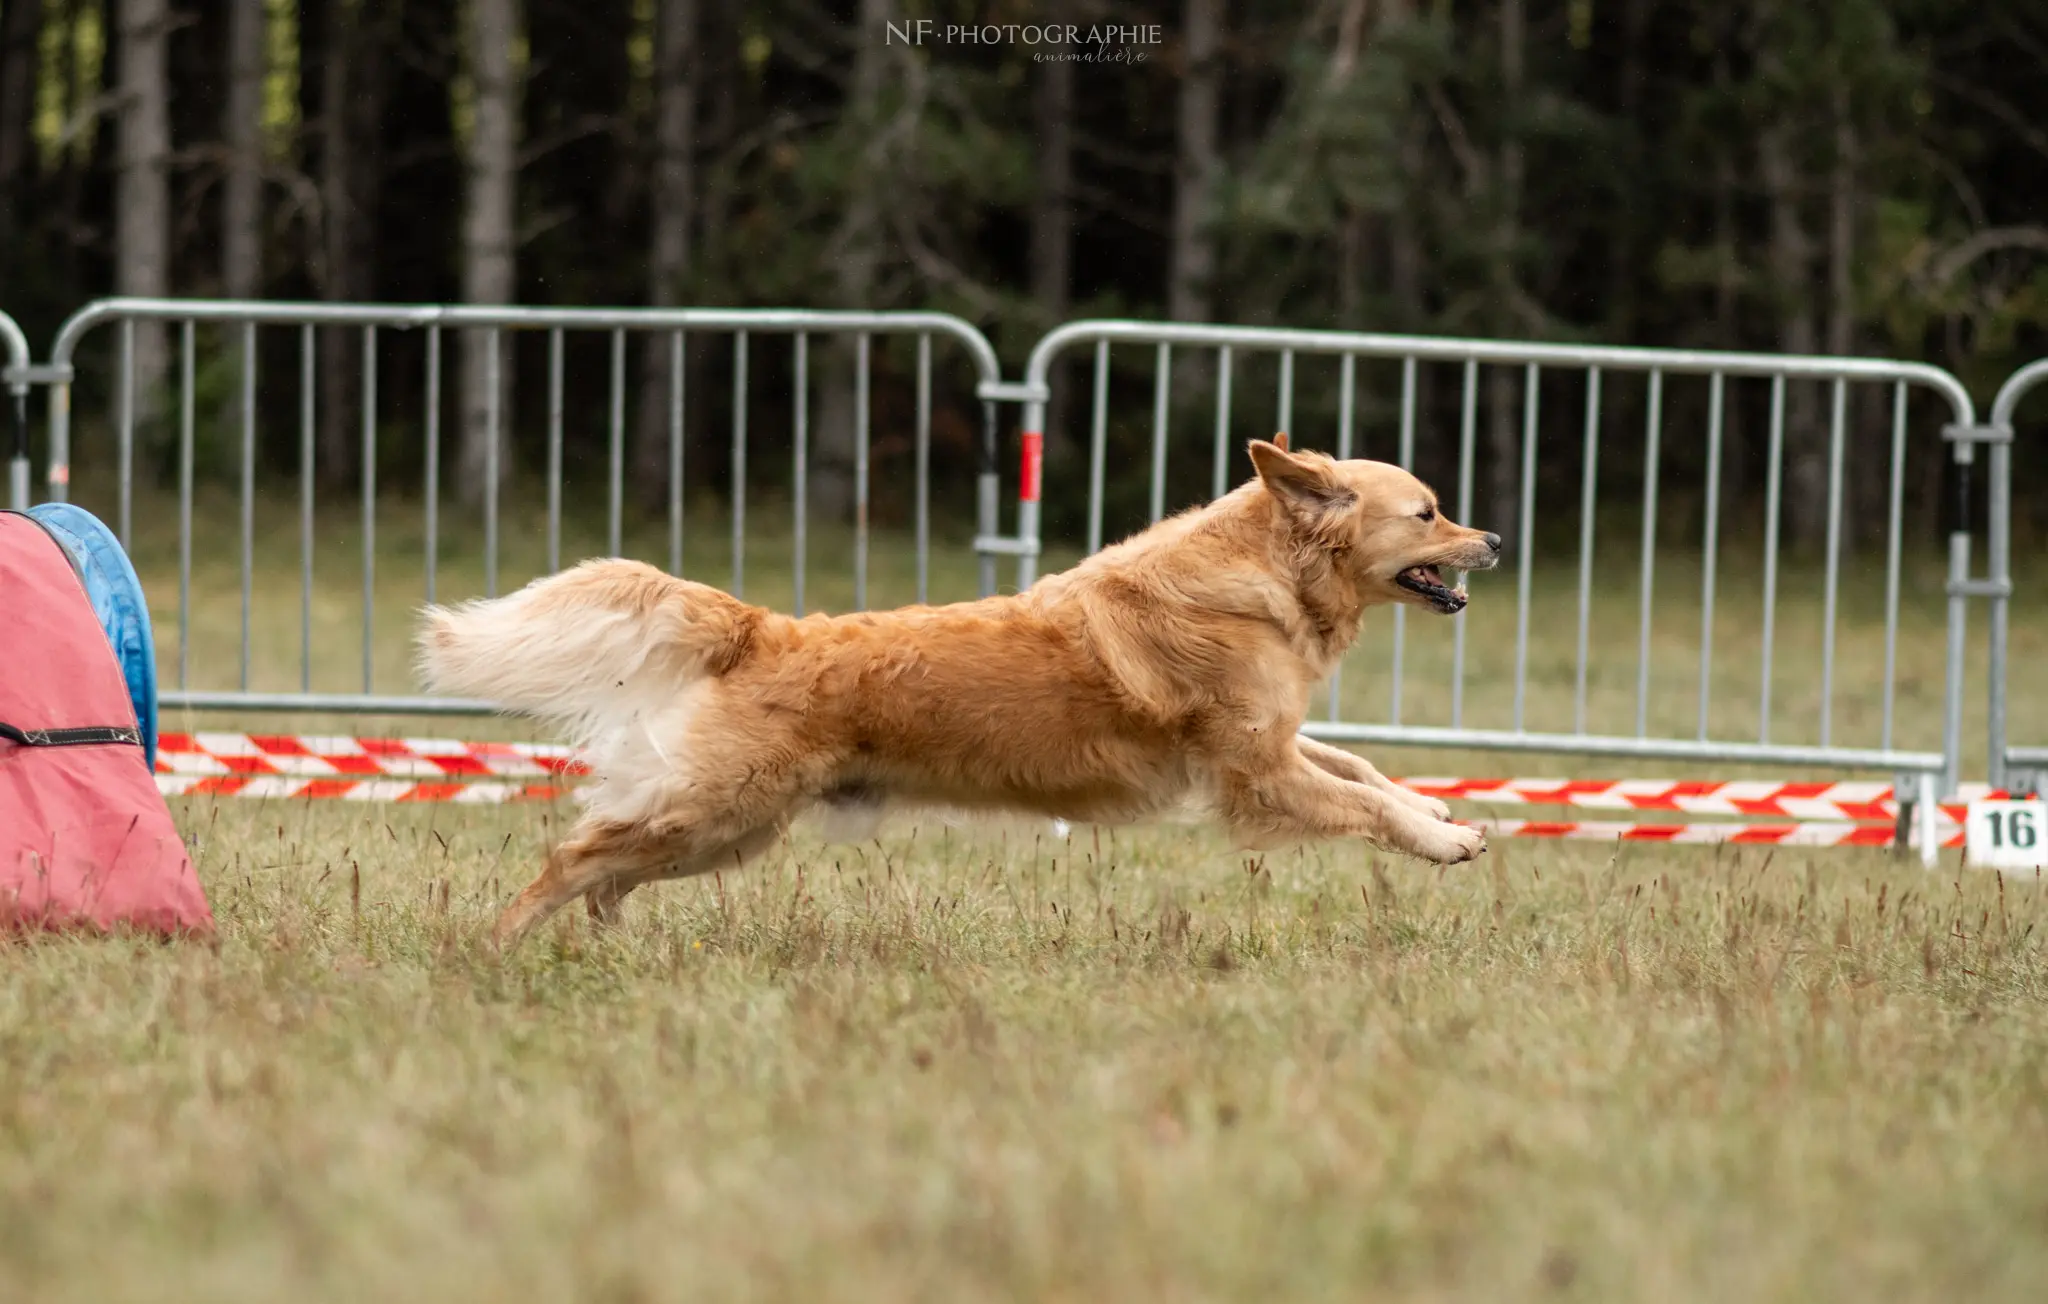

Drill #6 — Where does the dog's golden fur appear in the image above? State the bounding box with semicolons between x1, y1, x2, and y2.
419;438;1502;948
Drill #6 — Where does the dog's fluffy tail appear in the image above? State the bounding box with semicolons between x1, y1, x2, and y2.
416;559;767;743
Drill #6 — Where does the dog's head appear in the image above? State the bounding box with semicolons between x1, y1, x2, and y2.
1248;435;1501;614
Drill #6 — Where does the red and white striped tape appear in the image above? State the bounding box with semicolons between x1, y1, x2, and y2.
1402;776;1997;825
152;777;1947;850
158;734;1989;816
148;734;1984;853
1474;818;1963;850
155;731;584;780
155;773;567;804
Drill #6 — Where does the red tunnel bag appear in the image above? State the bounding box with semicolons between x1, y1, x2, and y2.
0;513;213;937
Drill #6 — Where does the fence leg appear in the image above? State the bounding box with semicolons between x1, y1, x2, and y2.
1940;438;1974;802
1916;771;1940;868
972;398;997;599
1892;771;1913;860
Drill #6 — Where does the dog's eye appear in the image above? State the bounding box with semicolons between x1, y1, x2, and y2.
1417;507;1436;522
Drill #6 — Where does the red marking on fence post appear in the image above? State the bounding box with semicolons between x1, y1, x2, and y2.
1020;431;1044;503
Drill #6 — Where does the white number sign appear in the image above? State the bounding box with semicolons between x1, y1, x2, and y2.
1964;800;2048;873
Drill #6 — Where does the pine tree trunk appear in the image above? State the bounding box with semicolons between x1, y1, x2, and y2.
1709;32;1745;510
0;0;43;285
315;0;393;485
1382;0;1422;331
1760;123;1823;549
458;0;522;508
1713;145;1744;506
1031;4;1074;460
635;0;697;507
690;1;736;486
815;0;894;523
1487;0;1525;544
1168;0;1221;325
314;0;357;484
1605;0;1647;341
116;0;172;433
222;0;265;301
1828;83;1877;553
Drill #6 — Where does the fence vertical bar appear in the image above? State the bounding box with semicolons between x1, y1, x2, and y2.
1573;368;1601;735
1087;339;1109;554
1328;352;1356;721
1759;375;1785;742
609;328;626;558
360;325;378;694
1335;354;1357;462
1451;359;1478;729
178;321;194;690
669;331;685;576
1513;363;1539;732
792;333;808;615
1634;369;1663;738
731;331;748;597
978;391;999;600
855;332;871;610
300;324;315;691
1820;378;1846;747
1986;380;2014;788
117;319;134;546
1213;345;1234;502
484;327;500;598
1697;372;1724;740
546;329;563;574
1943;466;1971;798
239;322;256;692
915;333;931;604
1882;382;1906;751
1390;357;1417;724
1277;349;1295;440
1149;342;1170;523
424;325;442;605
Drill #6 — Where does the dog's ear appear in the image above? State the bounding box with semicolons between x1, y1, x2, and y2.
1249;438;1351;514
1270;431;1290;452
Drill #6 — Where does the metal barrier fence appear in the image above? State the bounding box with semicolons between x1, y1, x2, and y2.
8;297;2033;830
24;298;1022;716
1989;358;2046;792
2;308;29;510
1019;322;1978;810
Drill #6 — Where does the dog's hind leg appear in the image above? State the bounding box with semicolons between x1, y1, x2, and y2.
1296;736;1453;822
491;820;685;949
494;772;810;950
584;818;790;928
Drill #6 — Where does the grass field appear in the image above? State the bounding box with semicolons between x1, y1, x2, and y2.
3;807;2045;1301
5;484;2048;1300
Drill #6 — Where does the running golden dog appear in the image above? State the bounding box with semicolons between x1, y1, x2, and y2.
419;437;1501;948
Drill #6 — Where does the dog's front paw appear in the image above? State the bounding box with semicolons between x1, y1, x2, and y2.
1410;792;1454;823
1412;818;1487;865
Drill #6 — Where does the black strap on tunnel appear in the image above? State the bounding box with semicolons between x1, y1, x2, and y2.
0;722;142;748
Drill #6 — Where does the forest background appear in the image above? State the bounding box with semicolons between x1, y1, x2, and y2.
1;0;2043;552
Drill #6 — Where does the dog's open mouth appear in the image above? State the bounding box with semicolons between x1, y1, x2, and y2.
1395;564;1468;614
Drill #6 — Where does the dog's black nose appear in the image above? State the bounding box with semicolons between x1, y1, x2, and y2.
1483;532;1502;553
